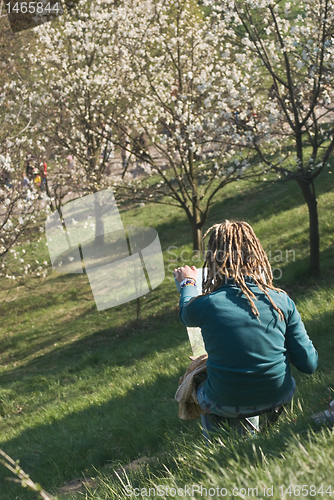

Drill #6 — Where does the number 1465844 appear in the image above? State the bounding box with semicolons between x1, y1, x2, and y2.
6;2;60;14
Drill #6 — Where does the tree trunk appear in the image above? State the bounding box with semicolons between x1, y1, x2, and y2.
296;179;320;278
192;224;203;252
188;205;204;252
136;297;141;322
188;148;204;252
94;194;105;246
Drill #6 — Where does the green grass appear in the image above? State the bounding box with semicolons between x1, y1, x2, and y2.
0;168;334;499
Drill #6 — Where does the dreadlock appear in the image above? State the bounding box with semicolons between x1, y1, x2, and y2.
202;220;285;320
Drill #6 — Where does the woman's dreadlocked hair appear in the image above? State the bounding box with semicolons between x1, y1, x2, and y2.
202;220;285;320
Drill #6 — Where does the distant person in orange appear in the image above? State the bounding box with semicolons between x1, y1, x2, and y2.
41;162;47;191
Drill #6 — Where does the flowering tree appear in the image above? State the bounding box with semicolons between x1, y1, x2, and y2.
23;0;131;242
205;0;334;277
22;0;259;251
0;156;48;295
112;0;257;251
0;15;48;294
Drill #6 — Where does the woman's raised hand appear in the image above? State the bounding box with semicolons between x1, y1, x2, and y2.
173;265;198;283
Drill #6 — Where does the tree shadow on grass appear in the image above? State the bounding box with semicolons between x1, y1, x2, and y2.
0;265;183;373
206;170;334;229
151;172;334;289
0;272;92;316
1;358;332;500
0;302;333;499
207;179;302;228
1;238;332;384
2;238;330;384
147;169;334;258
272;243;334;291
0;298;186;380
0;371;200;500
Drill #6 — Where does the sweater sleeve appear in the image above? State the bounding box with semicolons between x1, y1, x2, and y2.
179;285;200;327
284;297;318;374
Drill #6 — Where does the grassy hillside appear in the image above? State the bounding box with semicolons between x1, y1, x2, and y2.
0;170;334;499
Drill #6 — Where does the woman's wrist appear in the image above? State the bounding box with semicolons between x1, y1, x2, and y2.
180;278;197;289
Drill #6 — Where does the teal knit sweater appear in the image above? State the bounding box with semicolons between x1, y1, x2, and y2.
179;277;318;407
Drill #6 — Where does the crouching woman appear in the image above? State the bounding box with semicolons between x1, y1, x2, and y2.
174;220;318;439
